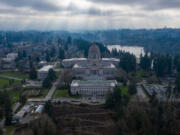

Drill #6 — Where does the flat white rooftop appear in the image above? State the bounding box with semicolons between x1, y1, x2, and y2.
63;58;87;62
102;58;120;62
71;80;117;87
38;65;54;72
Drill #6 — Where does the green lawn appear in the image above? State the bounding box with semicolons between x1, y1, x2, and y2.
39;89;49;98
53;89;68;98
70;94;82;98
120;85;128;95
56;63;61;69
1;72;29;79
53;89;82;98
56;72;60;77
135;70;145;82
0;77;21;89
7;90;21;105
135;70;152;82
5;126;15;135
22;89;49;99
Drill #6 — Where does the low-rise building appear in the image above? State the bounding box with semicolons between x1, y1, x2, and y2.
37;65;54;80
35;105;44;114
7;53;18;60
1;58;16;69
13;105;30;120
71;80;117;98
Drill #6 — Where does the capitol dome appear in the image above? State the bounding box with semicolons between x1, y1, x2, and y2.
88;43;101;60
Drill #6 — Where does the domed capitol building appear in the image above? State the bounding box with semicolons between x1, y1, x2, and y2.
62;43;119;98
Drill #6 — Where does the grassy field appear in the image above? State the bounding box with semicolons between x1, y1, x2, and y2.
53;89;68;98
56;63;61;69
21;89;49;99
0;77;21;89
120;85;129;95
0;72;29;79
5;126;15;135
7;90;21;105
39;89;49;98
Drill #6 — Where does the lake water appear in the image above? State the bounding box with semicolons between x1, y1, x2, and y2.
107;45;145;58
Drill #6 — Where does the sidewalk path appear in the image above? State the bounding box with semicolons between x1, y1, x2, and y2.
45;77;60;100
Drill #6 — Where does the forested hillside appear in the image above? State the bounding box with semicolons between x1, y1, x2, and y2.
1;28;180;54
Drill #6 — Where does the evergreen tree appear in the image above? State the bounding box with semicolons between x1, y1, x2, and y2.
177;62;180;73
105;86;129;110
140;53;151;71
50;47;56;57
46;52;50;62
0;127;3;135
17;51;23;61
173;54;180;72
42;77;52;88
166;83;172;99
128;82;137;95
22;50;27;58
32;115;56;135
174;73;180;97
36;56;40;63
19;95;27;105
58;47;65;59
66;36;72;45
47;69;57;81
119;52;136;73
29;66;37;80
153;55;172;77
58;38;62;46
44;101;52;117
4;92;12;125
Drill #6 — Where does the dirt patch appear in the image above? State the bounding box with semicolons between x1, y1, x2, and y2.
52;103;117;135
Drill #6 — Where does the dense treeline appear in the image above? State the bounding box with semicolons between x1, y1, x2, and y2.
105;85;180;135
0;91;12;125
116;102;180;135
111;47;180;77
42;69;57;88
153;54;172;77
71;29;180;55
1;29;180;54
139;53;152;71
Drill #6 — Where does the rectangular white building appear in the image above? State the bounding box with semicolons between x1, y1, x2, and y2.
7;53;18;60
71;80;117;98
37;65;54;80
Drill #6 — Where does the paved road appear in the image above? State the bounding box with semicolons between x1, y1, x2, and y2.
0;74;41;87
45;77;60;100
136;85;149;101
0;75;22;81
28;77;60;103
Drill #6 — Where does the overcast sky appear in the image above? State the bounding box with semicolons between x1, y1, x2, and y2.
0;0;180;31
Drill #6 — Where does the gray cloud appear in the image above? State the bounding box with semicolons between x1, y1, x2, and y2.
0;1;116;17
0;0;116;16
88;0;180;10
0;0;180;30
68;7;116;16
0;0;61;12
87;8;116;16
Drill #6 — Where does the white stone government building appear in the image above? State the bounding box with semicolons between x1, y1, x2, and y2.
62;43;119;98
